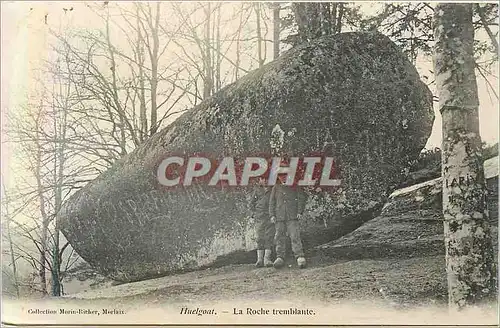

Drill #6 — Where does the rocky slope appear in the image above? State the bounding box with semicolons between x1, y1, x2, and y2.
316;156;498;259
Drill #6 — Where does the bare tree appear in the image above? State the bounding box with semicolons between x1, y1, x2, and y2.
5;42;89;296
6;100;51;296
48;56;72;296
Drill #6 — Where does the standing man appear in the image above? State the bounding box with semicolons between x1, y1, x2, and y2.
269;176;308;269
249;177;275;267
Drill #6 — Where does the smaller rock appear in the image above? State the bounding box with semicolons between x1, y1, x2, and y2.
317;157;499;260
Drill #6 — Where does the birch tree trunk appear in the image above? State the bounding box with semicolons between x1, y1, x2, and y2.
433;3;496;310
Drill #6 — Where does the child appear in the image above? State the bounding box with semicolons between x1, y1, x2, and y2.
269;176;308;269
249;177;275;267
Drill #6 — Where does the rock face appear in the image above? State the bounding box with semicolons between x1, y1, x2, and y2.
59;32;434;282
317;156;498;259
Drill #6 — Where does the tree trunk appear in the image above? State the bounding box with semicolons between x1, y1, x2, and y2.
336;3;344;34
34;100;48;296
307;3;321;39
235;5;244;80
136;4;147;141
51;242;61;296
215;4;221;91
255;3;264;68
293;2;338;43
292;3;308;43
105;7;127;155
203;3;212;99
149;2;160;136
3;187;20;298
331;3;338;35
272;3;280;60
320;3;331;36
434;3;496;310
51;70;70;297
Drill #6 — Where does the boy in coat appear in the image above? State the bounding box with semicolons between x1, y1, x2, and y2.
269;176;308;269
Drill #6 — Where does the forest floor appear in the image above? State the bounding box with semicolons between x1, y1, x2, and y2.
4;253;498;326
68;254;449;306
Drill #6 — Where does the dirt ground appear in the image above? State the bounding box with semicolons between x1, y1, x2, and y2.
65;254;450;306
5;254;498;326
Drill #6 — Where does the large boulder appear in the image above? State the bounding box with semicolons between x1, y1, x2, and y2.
59;32;434;282
317;156;498;259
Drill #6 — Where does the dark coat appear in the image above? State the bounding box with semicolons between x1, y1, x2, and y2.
269;183;307;222
249;186;272;219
